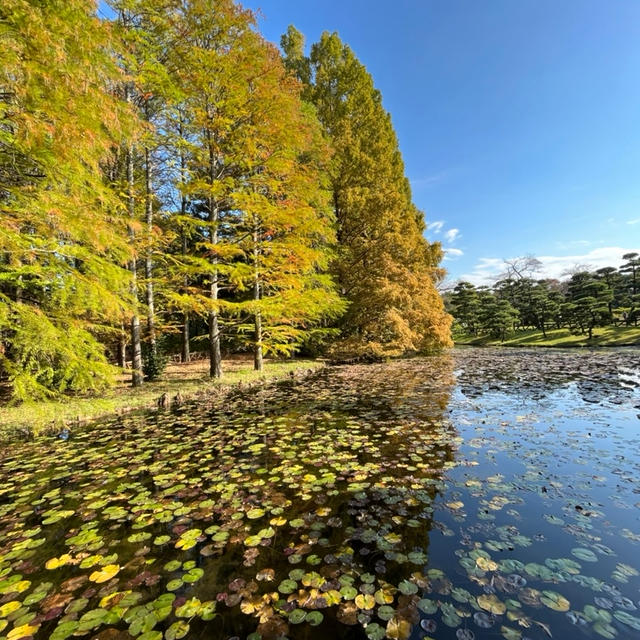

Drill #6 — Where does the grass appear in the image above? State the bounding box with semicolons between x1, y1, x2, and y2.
455;325;640;348
0;356;323;441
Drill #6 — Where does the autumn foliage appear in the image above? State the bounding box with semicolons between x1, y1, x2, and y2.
0;0;450;401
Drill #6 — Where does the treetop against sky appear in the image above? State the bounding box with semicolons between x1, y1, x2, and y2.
240;0;640;284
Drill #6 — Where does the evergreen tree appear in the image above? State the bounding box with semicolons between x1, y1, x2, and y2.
620;252;639;296
449;282;481;335
564;272;613;339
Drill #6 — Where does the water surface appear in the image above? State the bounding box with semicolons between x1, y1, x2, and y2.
1;348;639;640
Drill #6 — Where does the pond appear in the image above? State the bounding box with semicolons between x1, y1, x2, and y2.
1;347;639;640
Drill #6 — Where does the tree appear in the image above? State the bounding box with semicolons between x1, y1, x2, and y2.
566;272;613;339
450;282;481;335
474;289;518;341
0;0;137;400
620;252;639;296
229;46;343;370
157;2;342;374
529;282;562;337
595;267;623;319
500;254;543;281
282;28;451;357
110;0;194;382
160;0;261;378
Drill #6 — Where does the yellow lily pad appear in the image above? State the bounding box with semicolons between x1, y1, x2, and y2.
478;593;506;615
7;624;40;639
89;564;120;583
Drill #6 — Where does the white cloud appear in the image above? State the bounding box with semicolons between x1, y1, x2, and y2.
458;258;503;285
444;228;460;243
443;248;464;261
429;220;444;234
627;218;640;225
458;247;635;286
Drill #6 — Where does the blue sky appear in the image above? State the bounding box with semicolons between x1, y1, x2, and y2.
240;0;640;284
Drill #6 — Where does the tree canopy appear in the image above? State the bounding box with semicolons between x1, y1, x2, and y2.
448;254;640;341
0;1;450;402
282;27;452;357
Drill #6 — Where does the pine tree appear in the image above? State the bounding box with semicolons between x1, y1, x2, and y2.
450;282;481;335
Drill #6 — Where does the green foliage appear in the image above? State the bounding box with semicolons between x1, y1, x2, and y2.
142;339;169;382
0;0;137;401
449;254;639;342
0;298;116;402
0;0;452;401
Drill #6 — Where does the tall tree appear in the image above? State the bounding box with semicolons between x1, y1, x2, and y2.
282;27;451;357
0;0;137;400
160;1;341;375
233;87;342;369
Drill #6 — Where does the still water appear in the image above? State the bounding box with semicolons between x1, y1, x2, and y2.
0;348;639;640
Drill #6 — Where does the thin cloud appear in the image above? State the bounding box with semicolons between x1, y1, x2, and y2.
429;220;444;234
627;218;640;225
444;228;460;243
444;247;464;261
410;170;450;189
458;247;635;286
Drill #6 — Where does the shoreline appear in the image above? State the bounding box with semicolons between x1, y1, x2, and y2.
0;359;324;444
453;326;640;349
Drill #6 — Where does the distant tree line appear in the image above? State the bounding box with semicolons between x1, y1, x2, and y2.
0;0;450;402
447;253;640;341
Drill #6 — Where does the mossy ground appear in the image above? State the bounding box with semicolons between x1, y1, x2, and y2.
454;325;640;348
0;357;322;440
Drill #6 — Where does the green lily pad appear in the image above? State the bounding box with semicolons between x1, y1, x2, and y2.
572;548;598;562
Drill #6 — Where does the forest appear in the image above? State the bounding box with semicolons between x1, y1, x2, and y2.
0;0;451;404
447;253;640;342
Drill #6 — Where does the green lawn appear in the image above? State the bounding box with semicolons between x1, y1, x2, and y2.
0;357;322;442
455;325;640;348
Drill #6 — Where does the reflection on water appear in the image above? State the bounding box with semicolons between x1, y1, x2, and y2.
455;346;640;405
0;348;639;640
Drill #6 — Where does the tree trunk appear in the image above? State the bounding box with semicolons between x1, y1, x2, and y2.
181;312;190;363
208;254;222;375
144;143;156;357
207;196;221;378
207;130;222;378
118;321;127;368
126;131;143;386
15;275;22;304
179;114;190;364
121;12;142;387
253;216;263;371
208;307;222;378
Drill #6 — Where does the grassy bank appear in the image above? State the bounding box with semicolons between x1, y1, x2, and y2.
455;325;640;348
0;357;322;442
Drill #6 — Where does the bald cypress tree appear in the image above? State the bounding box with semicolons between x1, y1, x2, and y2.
282;28;451;357
153;1;341;376
0;0;138;400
